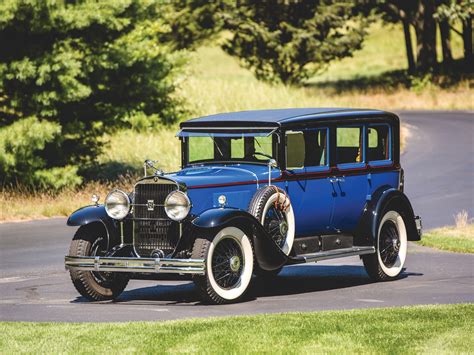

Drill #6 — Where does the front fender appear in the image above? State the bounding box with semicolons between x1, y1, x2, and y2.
67;205;109;226
355;187;420;244
192;208;287;271
67;205;121;248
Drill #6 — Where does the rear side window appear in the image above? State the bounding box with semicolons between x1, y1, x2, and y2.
336;127;363;164
367;125;391;162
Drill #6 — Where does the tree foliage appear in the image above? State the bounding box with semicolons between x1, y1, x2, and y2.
222;0;367;85
0;0;185;189
367;0;473;73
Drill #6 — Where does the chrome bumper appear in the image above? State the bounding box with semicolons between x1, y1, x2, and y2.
415;216;423;236
65;256;205;275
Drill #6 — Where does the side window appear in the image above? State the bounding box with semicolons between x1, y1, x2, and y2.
286;131;305;169
286;128;328;170
336;127;363;165
367;125;391;162
304;128;328;167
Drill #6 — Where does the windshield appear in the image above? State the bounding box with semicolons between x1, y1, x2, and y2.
183;132;277;165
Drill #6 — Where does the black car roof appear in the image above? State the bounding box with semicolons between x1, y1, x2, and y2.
180;108;397;129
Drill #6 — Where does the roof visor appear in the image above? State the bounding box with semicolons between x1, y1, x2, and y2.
177;127;277;138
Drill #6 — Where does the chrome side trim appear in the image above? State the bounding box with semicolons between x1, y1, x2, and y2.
65;256;205;275
302;246;375;263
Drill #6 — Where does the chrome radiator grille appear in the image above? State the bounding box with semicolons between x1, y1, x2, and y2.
133;181;180;257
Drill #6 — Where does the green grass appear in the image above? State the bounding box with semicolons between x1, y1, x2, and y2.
418;224;474;254
1;304;472;354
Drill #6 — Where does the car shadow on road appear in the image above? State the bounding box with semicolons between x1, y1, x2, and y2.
71;264;423;305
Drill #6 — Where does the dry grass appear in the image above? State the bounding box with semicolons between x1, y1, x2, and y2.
0;178;135;222
454;210;470;229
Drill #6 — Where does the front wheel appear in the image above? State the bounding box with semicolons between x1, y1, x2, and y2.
192;227;254;304
362;210;408;281
68;225;129;301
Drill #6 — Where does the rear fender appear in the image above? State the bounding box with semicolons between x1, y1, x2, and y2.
192;208;287;271
355;187;420;244
67;205;121;249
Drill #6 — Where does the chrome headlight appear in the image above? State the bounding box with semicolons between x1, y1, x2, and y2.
105;189;131;220
164;190;191;221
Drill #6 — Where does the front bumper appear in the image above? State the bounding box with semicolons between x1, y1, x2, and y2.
65;256;205;275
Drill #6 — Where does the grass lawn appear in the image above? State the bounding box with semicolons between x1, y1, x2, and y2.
1;304;472;354
1;22;472;221
418;224;474;254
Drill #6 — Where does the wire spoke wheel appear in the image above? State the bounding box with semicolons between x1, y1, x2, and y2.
264;205;288;249
379;220;400;268
90;236;117;286
192;227;254;304
211;237;244;289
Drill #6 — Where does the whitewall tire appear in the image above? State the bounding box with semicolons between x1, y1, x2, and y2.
363;210;408;281
192;227;254;304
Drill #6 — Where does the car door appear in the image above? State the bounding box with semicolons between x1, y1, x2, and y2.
330;125;368;233
283;128;333;236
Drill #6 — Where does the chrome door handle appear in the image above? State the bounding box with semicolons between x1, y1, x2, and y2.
329;178;337;183
337;177;345;183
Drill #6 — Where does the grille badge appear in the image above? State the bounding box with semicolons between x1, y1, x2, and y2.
147;199;155;211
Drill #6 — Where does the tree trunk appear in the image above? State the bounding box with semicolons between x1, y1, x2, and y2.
439;19;453;69
402;17;416;73
462;14;473;71
415;0;437;72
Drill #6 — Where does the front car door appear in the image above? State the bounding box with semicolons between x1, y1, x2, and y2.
282;127;333;236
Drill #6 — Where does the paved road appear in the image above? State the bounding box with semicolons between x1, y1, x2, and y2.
1;111;473;322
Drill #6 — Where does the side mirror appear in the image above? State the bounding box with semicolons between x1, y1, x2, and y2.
268;158;278;168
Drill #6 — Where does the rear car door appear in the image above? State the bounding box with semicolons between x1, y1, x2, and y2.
330;125;368;232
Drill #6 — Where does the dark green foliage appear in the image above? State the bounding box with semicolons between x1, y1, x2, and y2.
223;1;367;85
0;0;185;189
163;0;228;50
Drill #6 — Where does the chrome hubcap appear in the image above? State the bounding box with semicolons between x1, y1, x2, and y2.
229;256;241;272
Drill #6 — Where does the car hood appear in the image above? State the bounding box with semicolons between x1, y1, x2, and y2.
166;164;279;189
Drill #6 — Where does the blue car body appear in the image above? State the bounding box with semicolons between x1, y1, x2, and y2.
67;108;421;277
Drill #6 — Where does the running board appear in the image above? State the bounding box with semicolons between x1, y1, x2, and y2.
295;246;375;264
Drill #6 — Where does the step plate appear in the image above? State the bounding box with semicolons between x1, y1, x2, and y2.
302;246;375;263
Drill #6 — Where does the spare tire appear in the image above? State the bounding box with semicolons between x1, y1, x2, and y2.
248;185;295;256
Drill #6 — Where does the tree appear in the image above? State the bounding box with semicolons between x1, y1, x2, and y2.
415;0;438;72
436;0;473;70
222;1;367;85
0;0;184;189
163;0;229;50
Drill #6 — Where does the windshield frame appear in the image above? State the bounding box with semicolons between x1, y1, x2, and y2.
180;130;281;168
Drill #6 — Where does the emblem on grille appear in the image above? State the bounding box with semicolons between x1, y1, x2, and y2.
147;199;155;211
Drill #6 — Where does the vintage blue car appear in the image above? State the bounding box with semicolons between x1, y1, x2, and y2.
65;108;422;304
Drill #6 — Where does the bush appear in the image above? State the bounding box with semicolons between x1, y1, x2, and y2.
0;0;185;188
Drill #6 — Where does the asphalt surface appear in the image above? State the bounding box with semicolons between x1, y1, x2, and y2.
1;110;473;322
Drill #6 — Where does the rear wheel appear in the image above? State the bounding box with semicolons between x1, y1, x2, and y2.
363;210;408;281
68;225;129;301
192;227;254;304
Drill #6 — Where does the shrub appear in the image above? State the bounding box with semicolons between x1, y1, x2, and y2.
0;0;185;188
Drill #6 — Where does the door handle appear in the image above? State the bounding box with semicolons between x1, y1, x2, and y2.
329;177;338;183
337;176;345;183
